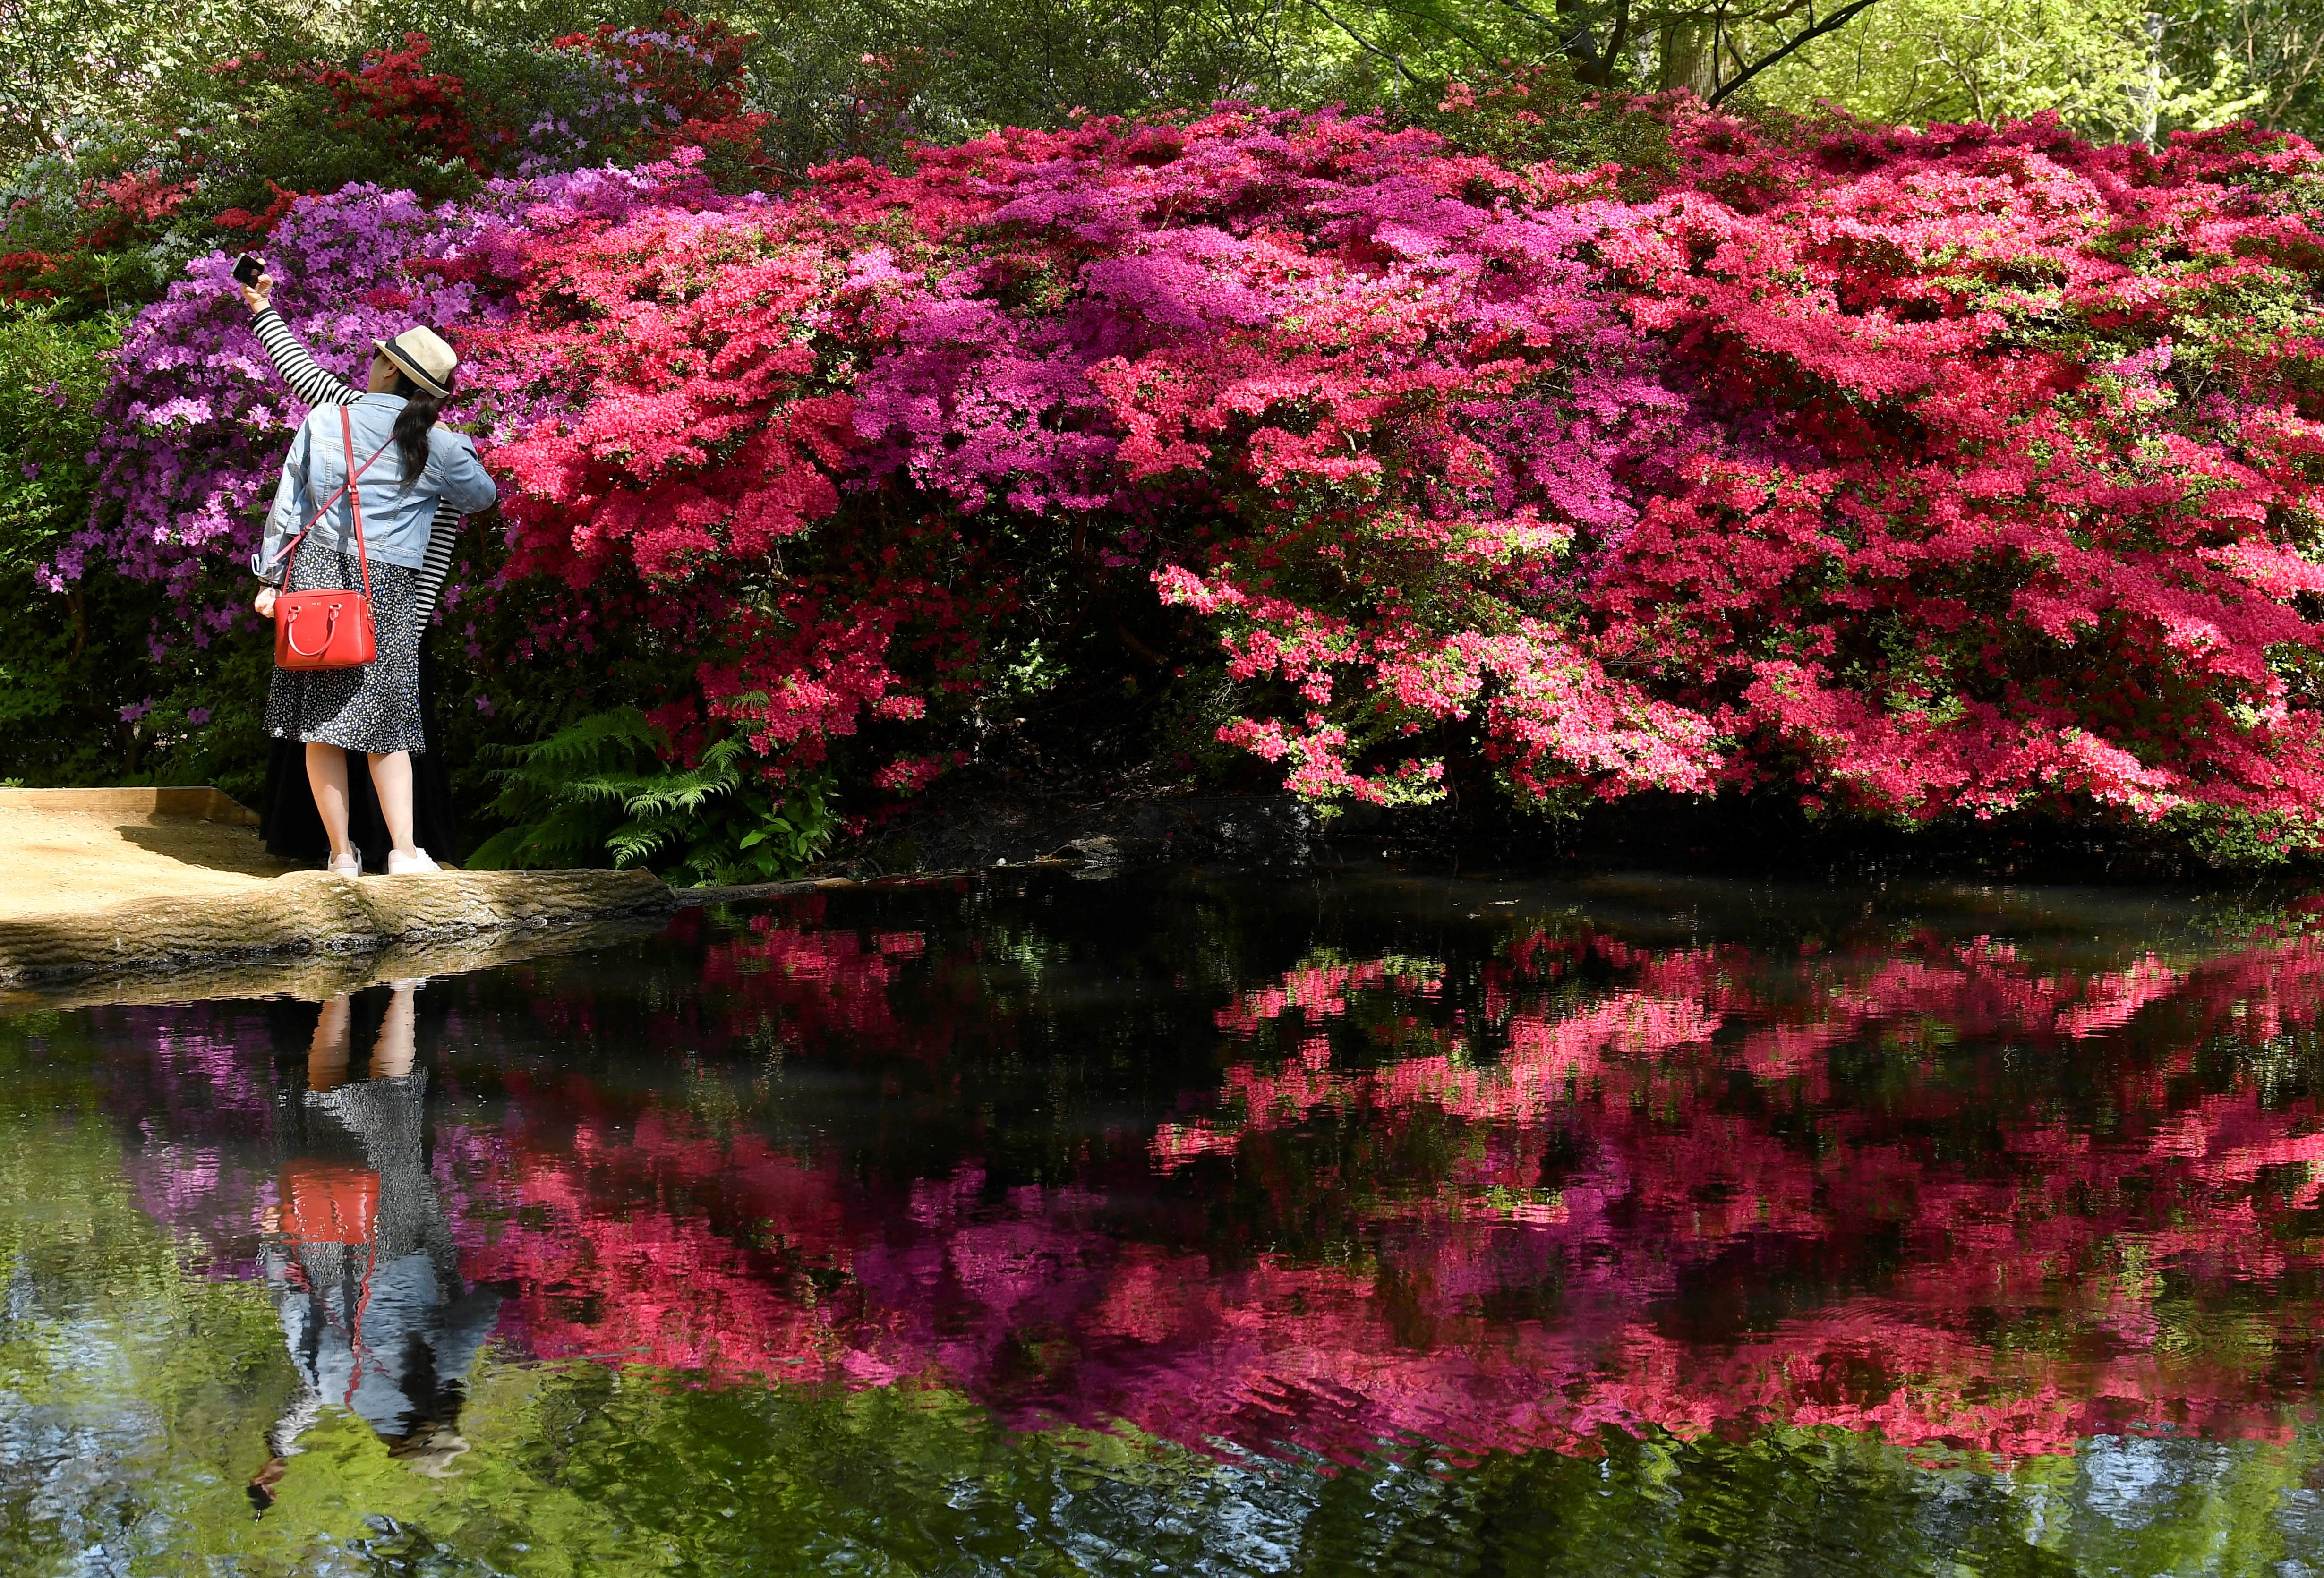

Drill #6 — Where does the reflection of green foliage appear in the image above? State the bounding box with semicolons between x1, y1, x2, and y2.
0;1032;296;1571
468;706;837;885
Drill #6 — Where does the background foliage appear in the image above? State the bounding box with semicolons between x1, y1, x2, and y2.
4;0;2318;174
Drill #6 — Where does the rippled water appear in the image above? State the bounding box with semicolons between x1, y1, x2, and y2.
8;869;2324;1574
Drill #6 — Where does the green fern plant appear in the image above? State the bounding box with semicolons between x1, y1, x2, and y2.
466;707;837;886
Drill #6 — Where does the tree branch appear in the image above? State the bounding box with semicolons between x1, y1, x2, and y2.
1483;0;1566;32
1602;0;1632;89
1367;0;1496;57
1295;0;1424;86
1549;0;1606;80
1706;0;1889;105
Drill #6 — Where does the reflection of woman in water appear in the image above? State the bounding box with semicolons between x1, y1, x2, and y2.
248;982;502;1511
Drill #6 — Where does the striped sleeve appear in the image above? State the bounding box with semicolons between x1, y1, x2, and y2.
415;504;458;622
251;307;355;407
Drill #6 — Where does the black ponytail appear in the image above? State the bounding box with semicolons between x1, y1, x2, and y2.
388;371;447;491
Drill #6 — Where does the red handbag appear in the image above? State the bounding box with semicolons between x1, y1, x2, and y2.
273;407;392;672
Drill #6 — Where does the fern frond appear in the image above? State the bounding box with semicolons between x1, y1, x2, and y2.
616;763;743;818
512;706;661;774
468;708;838;882
605;820;680;868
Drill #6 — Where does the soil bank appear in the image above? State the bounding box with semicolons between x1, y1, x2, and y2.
0;788;674;992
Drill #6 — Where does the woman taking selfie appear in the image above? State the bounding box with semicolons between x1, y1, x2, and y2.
248;278;497;878
240;270;473;872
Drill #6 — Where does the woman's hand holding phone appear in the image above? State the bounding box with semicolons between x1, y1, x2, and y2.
233;255;274;312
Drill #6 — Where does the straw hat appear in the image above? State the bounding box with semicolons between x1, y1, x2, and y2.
373;326;456;398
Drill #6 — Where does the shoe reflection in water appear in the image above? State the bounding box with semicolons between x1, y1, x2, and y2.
247;981;502;1512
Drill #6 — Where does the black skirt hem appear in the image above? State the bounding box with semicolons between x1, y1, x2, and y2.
259;641;462;873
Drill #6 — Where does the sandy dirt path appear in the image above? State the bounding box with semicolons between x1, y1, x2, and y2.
0;790;302;920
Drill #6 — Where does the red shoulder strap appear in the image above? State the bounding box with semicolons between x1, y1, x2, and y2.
342;407;370;602
269;406;391;587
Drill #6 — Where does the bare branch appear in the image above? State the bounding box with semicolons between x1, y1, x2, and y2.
1294;0;1424;86
1707;0;1889;105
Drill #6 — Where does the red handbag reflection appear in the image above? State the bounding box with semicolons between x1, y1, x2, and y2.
272;406;390;672
278;1160;381;1244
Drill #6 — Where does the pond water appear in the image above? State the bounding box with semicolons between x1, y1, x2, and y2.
7;868;2324;1575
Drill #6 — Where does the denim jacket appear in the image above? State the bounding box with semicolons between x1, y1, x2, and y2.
252;393;497;585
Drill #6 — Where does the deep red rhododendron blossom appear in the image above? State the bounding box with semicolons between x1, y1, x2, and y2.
83;91;2324;843
463;191;998;778
311;35;488;173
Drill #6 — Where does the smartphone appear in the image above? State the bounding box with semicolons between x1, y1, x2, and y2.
231;254;264;287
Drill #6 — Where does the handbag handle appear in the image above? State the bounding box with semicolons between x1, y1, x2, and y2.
280;601;342;658
267;407;389;590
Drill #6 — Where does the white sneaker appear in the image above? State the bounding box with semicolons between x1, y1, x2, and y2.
386;848;446;876
327;848;363;879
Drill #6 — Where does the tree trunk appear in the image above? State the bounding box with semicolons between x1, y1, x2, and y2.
1659;15;1720;96
1558;0;1609;85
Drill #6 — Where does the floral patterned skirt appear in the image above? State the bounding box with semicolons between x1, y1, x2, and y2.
264;538;425;755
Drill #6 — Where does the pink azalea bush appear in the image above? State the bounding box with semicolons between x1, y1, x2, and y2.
67;85;2324;853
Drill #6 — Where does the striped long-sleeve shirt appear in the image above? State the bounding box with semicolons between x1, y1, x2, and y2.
252;307;461;621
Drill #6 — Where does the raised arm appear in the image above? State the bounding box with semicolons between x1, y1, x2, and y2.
241;270;357;409
431;433;498;516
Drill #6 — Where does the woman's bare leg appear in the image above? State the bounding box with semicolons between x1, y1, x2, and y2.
371;981;417;1079
368;751;416;857
308;995;351;1092
305;744;353;861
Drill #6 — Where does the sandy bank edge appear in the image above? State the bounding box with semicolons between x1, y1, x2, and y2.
0;868;678;989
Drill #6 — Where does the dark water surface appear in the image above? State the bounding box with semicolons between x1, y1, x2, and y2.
9;869;2324;1574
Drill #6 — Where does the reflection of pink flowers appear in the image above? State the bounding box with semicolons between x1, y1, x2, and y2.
102;905;2324;1468
1119;923;2324;1459
694;906;944;1058
1215;960;1386;1036
486;913;2324;1461
1164;990;1721;1157
471;1112;850;1376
